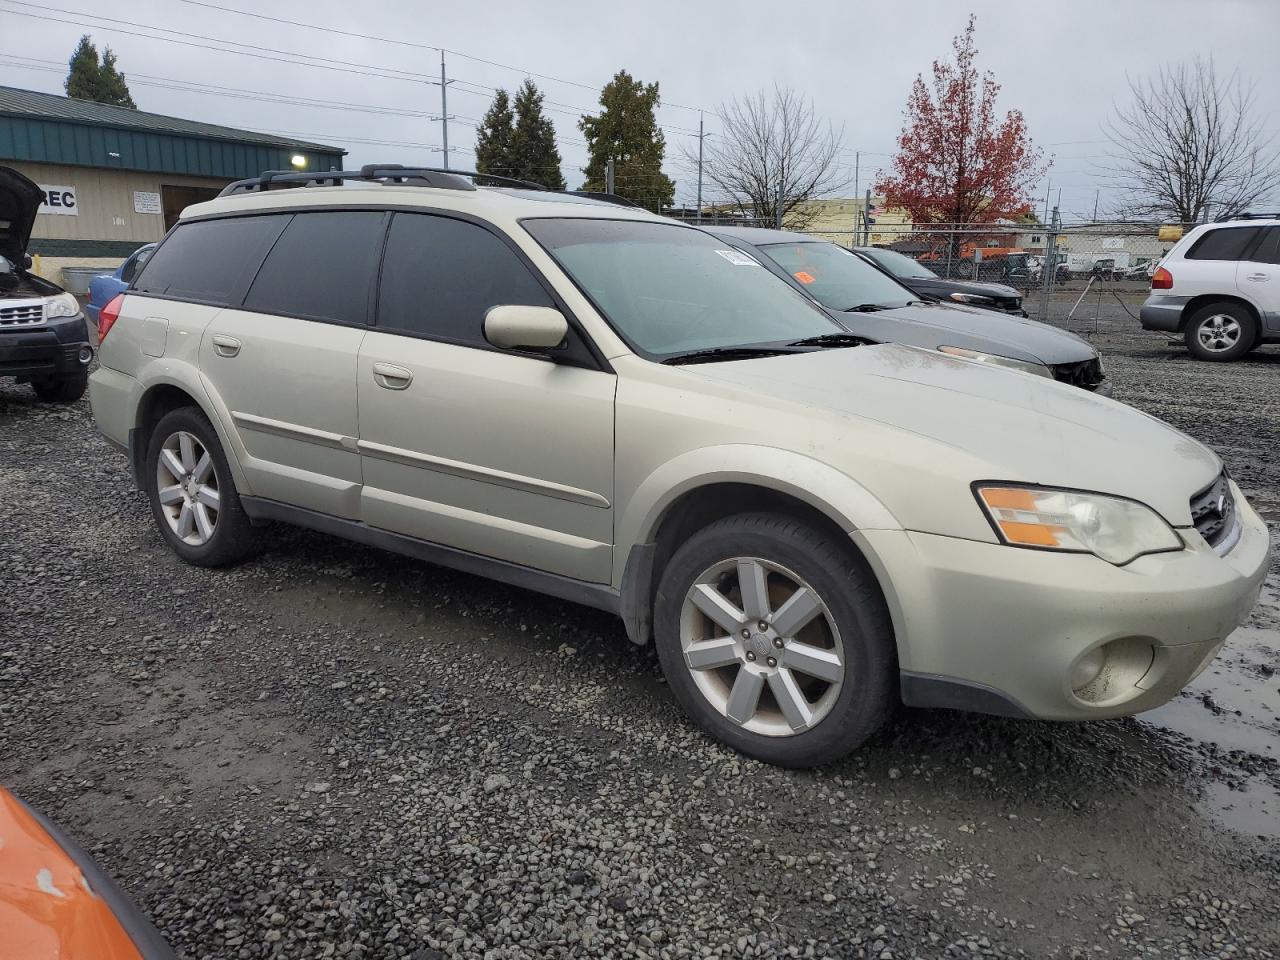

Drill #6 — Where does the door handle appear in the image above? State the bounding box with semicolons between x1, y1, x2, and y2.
372;362;413;390
211;334;241;357
1246;272;1269;281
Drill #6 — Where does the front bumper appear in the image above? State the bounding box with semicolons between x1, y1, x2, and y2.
0;314;93;378
857;481;1270;721
1139;295;1189;332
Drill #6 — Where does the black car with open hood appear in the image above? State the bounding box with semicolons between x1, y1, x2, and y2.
0;165;94;402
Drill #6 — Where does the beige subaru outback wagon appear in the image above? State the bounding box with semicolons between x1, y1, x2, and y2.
90;166;1270;767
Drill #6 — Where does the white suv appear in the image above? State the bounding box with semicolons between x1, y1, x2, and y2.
89;166;1269;767
1140;216;1280;361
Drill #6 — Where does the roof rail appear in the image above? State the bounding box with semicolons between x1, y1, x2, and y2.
563;190;642;208
218;164;548;197
1214;211;1280;222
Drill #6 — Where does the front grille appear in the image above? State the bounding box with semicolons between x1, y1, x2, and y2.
1190;473;1238;553
1051;357;1106;391
0;301;46;326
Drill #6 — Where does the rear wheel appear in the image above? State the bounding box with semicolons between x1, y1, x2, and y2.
1185;302;1256;362
30;374;87;403
653;512;895;767
145;407;259;567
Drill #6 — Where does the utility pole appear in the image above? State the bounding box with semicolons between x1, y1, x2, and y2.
696;111;704;215
775;178;784;229
605;159;615;195
1092;190;1099;222
439;49;451;170
863;187;872;245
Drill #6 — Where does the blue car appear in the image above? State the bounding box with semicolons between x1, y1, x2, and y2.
85;243;155;327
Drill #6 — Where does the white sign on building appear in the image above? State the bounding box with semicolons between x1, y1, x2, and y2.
1102;237;1125;250
133;191;162;215
38;185;78;215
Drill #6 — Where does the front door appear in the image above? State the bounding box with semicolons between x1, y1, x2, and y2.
356;212;615;583
199;210;386;519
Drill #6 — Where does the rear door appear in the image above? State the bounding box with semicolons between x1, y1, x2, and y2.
1236;226;1280;337
356;211;615;582
1175;224;1262;299
199;210;386;519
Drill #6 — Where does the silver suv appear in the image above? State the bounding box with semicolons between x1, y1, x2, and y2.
90;166;1269;767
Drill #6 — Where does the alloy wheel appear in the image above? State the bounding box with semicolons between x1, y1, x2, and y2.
155;430;220;546
1196;314;1242;353
679;557;844;737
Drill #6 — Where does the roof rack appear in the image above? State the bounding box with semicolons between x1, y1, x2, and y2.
563;190;642;208
218;164;547;197
1214;211;1280;222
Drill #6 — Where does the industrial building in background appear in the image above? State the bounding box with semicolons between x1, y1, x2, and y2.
0;84;344;288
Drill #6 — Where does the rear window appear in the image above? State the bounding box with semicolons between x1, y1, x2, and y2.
1186;226;1261;261
133;216;289;303
244;211;386;325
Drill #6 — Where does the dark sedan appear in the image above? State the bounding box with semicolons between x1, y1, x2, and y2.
851;245;1026;315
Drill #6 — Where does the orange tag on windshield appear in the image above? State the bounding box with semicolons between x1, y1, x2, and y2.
794;271;816;284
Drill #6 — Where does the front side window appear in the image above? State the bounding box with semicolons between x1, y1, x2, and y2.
1187;226;1261;261
524;218;839;358
133;215;289;303
861;247;939;280
756;241;915;311
243;211;386;325
378;212;554;345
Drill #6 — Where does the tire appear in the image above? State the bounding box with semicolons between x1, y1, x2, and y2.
145;406;259;567
30;374;87;403
1184;302;1257;362
653;512;896;768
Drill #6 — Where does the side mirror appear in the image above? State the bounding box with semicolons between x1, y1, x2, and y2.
484;305;568;352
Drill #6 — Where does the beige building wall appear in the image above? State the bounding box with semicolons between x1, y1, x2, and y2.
785;196;914;246
13;161;229;244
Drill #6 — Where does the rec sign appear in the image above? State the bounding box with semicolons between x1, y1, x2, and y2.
38;184;78;216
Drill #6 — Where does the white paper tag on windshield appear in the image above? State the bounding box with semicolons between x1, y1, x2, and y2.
714;248;759;266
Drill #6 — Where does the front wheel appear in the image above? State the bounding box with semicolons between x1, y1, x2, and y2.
1185;302;1256;362
145;407;259;567
31;374;87;403
653;513;896;767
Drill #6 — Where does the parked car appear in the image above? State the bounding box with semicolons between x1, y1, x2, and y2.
0;166;94;401
703;227;1109;393
86;242;156;328
1140;216;1280;361
0;786;175;958
90;165;1269;768
1126;257;1157;281
851;245;1027;315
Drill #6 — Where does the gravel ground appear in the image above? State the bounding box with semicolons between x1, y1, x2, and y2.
1;303;1278;959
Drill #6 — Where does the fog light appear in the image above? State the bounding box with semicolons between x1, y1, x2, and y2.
78;345;94;364
1070;647;1107;692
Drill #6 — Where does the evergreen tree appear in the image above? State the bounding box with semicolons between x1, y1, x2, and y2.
64;35;136;108
579;70;674;211
509;80;565;190
474;89;515;178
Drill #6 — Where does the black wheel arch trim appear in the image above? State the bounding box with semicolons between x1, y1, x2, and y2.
899;671;1032;719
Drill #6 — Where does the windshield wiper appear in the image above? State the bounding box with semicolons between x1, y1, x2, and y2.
788;333;868;348
843;303;890;313
661;346;799;365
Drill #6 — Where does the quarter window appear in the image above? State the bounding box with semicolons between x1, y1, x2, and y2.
1187;226;1261;261
244;211;386;325
377;212;554;345
132;215;289;303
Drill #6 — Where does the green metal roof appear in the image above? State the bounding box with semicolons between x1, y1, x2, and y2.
0;84;345;179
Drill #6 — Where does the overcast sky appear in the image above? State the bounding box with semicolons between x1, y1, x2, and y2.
3;0;1278;220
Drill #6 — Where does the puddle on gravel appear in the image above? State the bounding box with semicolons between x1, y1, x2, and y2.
1138;625;1280;839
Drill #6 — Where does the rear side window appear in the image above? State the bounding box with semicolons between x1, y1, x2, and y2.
1246;227;1280;264
133;216;289;303
377;212;554;345
1186;226;1261;261
244;211;386;325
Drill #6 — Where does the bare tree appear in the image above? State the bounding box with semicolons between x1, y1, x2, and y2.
682;87;848;228
1104;57;1279;227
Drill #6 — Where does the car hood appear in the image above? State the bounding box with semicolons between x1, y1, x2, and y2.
915;277;1021;300
687;343;1218;525
0;166;43;265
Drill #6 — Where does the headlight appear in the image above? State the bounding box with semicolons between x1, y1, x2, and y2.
949;292;995;305
975;485;1182;566
938;345;1052;378
45;293;80;319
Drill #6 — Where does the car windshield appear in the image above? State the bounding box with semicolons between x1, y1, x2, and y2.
523;218;841;358
756;240;916;311
862;247;939;280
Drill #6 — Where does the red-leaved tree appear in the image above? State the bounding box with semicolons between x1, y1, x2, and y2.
877;16;1047;226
